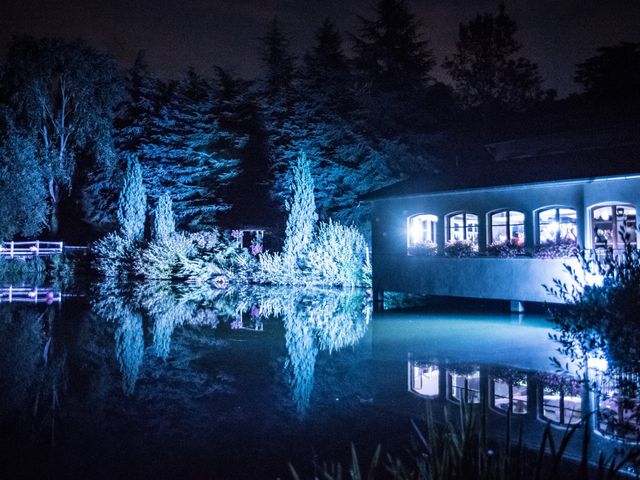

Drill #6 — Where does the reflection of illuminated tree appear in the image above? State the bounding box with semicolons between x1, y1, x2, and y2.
93;280;144;395
93;279;371;408
136;282;196;360
309;293;370;354
281;288;370;414
283;301;318;415
114;310;144;395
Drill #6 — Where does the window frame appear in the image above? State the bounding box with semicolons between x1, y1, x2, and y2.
488;209;526;246
589;203;637;251
536;206;578;245
446;212;479;245
407;213;439;248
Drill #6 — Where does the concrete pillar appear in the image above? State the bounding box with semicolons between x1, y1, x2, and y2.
510;300;525;313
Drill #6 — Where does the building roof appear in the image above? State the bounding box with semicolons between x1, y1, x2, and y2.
361;126;640;201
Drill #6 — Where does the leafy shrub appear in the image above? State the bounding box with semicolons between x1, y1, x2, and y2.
92;233;134;278
487;239;525;257
407;241;438;257
533;238;579;259
546;238;640;374
256;251;296;285
444;240;478;257
188;230;220;251
134;233;196;279
306;220;368;287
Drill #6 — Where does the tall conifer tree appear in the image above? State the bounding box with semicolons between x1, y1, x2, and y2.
117;154;147;243
283;152;318;268
443;4;552;112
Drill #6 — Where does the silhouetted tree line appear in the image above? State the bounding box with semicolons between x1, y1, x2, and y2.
0;0;637;242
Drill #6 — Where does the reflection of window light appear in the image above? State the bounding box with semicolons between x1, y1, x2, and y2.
409;363;439;398
587;355;608;373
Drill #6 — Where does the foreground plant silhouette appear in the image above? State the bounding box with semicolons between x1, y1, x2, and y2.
290;401;640;480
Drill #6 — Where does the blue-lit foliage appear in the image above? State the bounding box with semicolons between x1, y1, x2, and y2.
258;152;370;287
0;117;48;239
117;154;147;244
138;69;241;229
152;193;176;243
2;36;121;233
547;239;640;374
283;152;317;269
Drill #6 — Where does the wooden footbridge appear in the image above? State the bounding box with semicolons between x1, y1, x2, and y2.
0;241;85;258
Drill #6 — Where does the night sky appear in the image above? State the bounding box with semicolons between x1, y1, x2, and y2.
2;0;639;98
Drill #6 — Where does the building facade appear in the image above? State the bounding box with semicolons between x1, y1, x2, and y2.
363;126;640;309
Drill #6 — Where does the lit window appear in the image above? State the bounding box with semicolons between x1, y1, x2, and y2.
407;214;438;254
447;213;478;247
538;208;577;244
490;210;525;246
592;205;636;250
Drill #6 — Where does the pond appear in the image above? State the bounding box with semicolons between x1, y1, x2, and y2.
0;282;638;479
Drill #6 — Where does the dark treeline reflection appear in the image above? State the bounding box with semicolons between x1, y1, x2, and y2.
92;281;370;410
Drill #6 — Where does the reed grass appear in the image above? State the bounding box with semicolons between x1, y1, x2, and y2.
290;401;640;480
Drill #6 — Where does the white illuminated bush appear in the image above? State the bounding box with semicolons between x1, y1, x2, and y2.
306;220;368;287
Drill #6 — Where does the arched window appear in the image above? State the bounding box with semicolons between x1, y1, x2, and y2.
407;214;438;253
490;210;525;246
591;204;636;250
538;208;577;244
447;213;479;247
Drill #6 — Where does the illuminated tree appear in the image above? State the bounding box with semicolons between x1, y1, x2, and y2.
2;36;120;233
117;154;147;243
443;4;552;112
114;51;163;156
0;114;48;239
283;152;318;268
142;69;240;228
152;193;175;243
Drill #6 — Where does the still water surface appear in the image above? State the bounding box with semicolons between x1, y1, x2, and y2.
0;282;635;478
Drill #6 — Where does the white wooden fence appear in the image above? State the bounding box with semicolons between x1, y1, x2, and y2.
0;241;64;258
0;286;62;304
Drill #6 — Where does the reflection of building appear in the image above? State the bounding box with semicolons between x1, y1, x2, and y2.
362;125;640;308
407;359;640;446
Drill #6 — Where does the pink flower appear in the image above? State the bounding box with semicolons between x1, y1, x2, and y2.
250;243;263;256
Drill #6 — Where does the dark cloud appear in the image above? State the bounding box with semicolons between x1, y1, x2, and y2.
1;0;639;97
